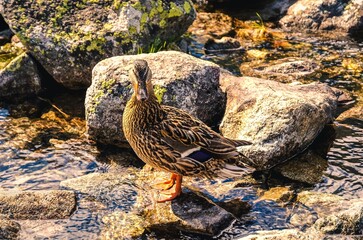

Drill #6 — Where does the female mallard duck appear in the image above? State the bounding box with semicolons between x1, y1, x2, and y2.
123;59;254;202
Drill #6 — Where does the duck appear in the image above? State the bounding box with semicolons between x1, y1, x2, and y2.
122;59;254;202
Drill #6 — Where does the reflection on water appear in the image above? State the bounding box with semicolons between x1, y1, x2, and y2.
315;119;363;198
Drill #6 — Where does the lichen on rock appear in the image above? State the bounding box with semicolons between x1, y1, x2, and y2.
0;0;196;89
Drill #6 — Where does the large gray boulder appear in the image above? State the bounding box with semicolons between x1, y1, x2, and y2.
0;0;196;89
279;0;363;34
220;72;337;170
85;51;225;147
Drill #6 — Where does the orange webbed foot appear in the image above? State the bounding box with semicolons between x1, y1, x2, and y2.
152;173;177;190
156;174;182;203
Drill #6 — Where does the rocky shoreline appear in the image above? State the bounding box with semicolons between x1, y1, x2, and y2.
1;0;362;239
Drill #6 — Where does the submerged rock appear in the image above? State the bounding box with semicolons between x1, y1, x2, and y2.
0;0;196;89
0;219;21;240
220;72;337;170
273;150;328;184
280;0;363;34
0;49;41;100
85;51;225;146
240;57;320;83
0;190;76;220
204;36;242;53
60;171;138;210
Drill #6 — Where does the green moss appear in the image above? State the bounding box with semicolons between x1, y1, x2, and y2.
86;37;106;53
168;2;183;18
128;26;138;35
6;54;24;72
153;85;167;104
159;19;166;28
141;13;148;24
101;78;116;90
157;0;163;13
149;7;158;19
183;1;192;14
0;43;25;70
131;1;143;11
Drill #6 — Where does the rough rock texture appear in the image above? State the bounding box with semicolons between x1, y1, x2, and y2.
280;0;363;34
0;0;196;89
273;150;328;184
220;72;337;170
313;200;363;235
101;188;236;238
62;166;250;238
0;190;76;220
60;171;138;210
239;57;321;83
0;51;41;100
296;191;363;235
187;12;234;41
85;51;225;146
0;219;21;240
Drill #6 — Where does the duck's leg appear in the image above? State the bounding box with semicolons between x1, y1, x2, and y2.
157;174;182;203
153;173;177;190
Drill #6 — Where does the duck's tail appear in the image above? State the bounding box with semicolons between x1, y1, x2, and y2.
217;162;255;178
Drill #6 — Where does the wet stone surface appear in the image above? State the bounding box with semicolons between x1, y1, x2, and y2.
0;7;363;240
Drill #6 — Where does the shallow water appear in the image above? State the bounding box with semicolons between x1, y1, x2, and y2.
1;26;363;240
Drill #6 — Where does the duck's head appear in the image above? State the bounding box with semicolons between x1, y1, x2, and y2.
129;59;153;102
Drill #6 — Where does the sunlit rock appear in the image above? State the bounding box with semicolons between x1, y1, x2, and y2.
0;43;41;100
295;191;363;235
187;12;234;41
85;51;225;146
0;0;196;89
0;190;76;220
313;200;363;235
220;72;337;170
280;0;363;34
257;186;294;204
0;219;21;240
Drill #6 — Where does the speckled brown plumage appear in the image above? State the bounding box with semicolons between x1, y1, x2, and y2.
122;59;254;202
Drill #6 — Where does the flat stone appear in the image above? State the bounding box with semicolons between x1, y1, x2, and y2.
0;190;76;220
60;171;138;210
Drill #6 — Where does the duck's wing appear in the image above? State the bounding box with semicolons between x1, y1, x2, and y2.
160;106;251;159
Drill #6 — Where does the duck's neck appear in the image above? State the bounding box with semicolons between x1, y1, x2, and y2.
127;93;164;128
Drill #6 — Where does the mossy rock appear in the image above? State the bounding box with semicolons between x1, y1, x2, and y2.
0;0;196;89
